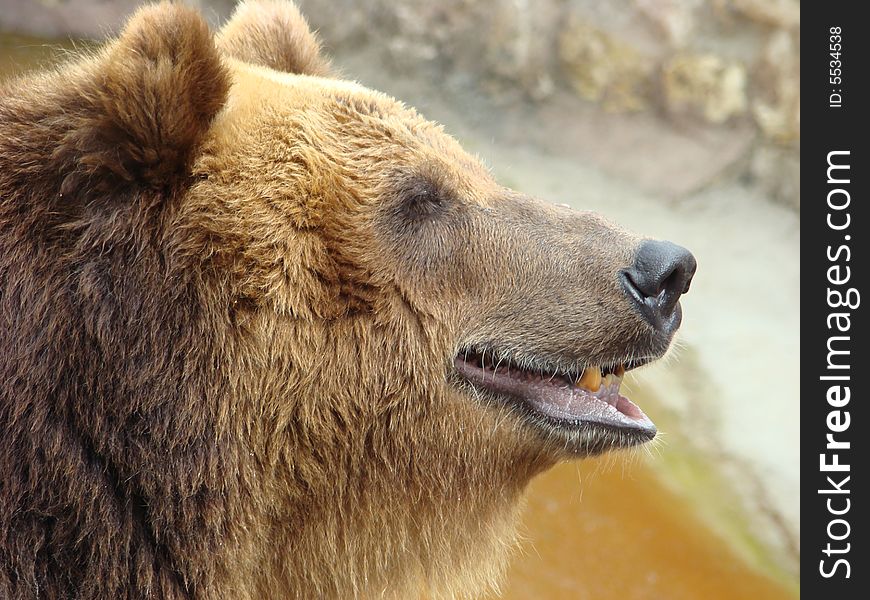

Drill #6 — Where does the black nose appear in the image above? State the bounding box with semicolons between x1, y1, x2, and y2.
621;240;696;331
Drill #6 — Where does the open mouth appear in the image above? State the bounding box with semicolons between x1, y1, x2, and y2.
453;347;658;443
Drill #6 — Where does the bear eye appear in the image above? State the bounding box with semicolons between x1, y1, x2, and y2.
397;178;447;223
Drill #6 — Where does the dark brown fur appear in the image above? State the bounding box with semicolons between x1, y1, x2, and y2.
1;3;671;598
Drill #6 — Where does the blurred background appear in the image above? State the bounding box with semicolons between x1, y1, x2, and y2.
1;1;799;598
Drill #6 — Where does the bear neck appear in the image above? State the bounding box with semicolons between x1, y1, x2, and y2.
217;317;554;599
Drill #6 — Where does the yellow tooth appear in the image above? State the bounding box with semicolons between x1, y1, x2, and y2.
577;366;602;392
615;364;625;378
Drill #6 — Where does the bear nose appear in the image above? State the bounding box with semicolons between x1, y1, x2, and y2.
621;240;697;331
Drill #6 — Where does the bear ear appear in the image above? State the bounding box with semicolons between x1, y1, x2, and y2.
216;0;332;76
56;2;229;193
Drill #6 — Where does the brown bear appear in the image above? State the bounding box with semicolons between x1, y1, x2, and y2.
0;2;696;598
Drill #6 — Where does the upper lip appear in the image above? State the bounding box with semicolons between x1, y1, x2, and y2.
456;344;662;380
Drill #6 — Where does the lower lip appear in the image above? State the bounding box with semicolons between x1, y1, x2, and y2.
453;357;657;437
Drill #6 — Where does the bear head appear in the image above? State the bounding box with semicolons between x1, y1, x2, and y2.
0;2;695;598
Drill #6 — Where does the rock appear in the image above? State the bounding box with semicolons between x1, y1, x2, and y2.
662;53;748;123
751;30;800;143
730;0;800;30
301;0;562;100
558;18;653;111
635;0;702;47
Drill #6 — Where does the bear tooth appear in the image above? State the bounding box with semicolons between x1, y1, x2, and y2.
576;366;602;392
615;364;625;377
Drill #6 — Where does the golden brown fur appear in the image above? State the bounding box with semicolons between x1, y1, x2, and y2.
217;0;332;77
1;2;672;598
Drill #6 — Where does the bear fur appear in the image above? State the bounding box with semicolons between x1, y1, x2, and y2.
0;2;681;598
